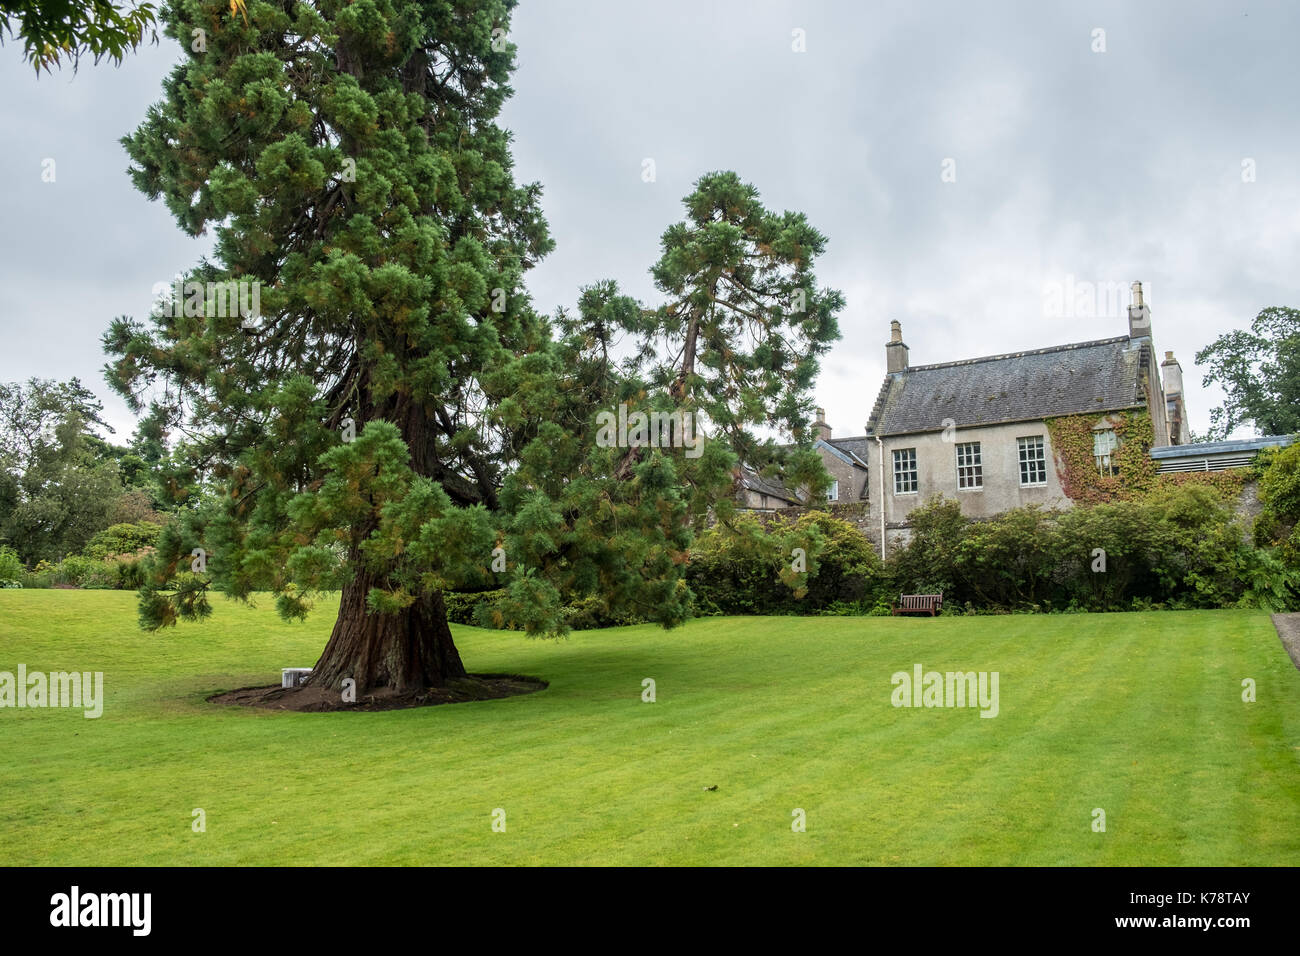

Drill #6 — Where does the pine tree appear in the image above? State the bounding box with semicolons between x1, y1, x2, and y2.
588;171;844;517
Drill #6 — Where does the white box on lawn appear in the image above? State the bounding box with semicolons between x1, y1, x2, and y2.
281;667;312;688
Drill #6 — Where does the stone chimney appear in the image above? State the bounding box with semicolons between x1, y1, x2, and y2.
813;407;831;441
886;320;910;373
1161;350;1183;398
1161;351;1190;444
1128;280;1152;340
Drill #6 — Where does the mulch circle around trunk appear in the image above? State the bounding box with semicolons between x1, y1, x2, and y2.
208;673;548;712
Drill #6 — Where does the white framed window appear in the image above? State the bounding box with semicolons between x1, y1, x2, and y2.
1093;427;1119;476
827;479;839;501
956;441;983;489
1018;436;1047;486
893;448;918;494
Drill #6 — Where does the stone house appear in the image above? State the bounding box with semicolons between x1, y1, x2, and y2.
734;409;872;513
860;281;1188;553
741;281;1215;552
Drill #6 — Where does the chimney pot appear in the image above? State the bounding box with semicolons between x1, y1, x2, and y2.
889;320;903;344
1128;280;1152;340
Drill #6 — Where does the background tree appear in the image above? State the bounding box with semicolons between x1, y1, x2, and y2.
1196;306;1300;439
1;0;159;72
0;377;125;563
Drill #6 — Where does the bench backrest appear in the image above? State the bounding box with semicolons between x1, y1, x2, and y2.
898;592;942;608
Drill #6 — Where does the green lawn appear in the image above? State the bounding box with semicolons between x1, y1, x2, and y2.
1;590;1297;865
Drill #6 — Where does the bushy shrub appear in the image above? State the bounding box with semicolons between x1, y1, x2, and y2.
20;559;56;589
0;546;23;587
561;595;645;630
885;485;1299;612
443;588;644;631
1255;442;1300;568
83;521;163;559
443;589;504;626
688;511;886;615
12;552;153;590
883;497;965;597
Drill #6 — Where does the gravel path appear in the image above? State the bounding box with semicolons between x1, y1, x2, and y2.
1271;613;1300;670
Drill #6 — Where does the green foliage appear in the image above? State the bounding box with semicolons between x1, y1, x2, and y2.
1045;411;1246;504
442;588;502;627
886;484;1299;612
448;587;648;632
17;551;151;589
1254;441;1300;568
98;0;845;690
1;0;158;73
0;544;22;585
687;511;884;615
882;496;965;596
1196;306;1300;440
0;377;135;564
83;521;162;558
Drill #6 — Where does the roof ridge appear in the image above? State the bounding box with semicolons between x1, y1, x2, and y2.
902;335;1132;373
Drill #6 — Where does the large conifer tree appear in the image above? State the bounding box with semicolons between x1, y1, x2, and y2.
105;0;842;694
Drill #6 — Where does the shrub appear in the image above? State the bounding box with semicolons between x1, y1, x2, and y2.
883;497;965;598
442;588;644;631
16;552;155;590
20;559;56;589
83;521;163;559
443;589;505;626
0;546;23;587
688;511;885;615
1255;441;1300;568
884;484;1299;612
561;595;645;630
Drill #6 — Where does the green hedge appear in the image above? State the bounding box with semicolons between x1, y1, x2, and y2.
16;552;151;590
888;485;1299;612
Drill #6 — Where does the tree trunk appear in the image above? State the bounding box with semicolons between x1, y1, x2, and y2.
306;384;476;693
309;563;467;692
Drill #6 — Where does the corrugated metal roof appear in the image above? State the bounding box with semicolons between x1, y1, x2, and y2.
1149;435;1293;459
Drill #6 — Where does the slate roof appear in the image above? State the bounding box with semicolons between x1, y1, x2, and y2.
825;436;872;467
866;336;1147;437
738;466;802;505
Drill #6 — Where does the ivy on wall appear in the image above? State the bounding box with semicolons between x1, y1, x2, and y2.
1045;411;1247;504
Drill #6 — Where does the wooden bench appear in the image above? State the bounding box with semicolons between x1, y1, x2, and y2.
892;592;943;616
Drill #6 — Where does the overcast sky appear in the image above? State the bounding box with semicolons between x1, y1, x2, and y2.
2;0;1297;442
